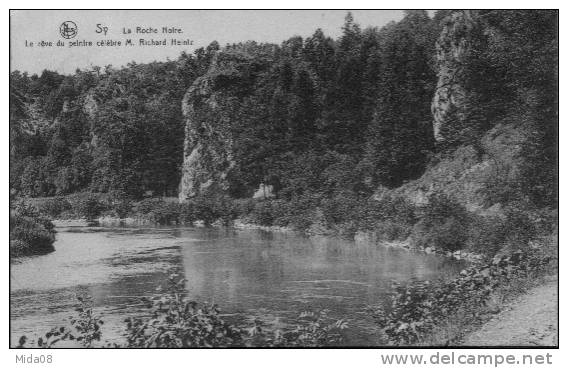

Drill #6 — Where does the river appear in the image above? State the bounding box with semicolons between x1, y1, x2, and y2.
10;225;465;346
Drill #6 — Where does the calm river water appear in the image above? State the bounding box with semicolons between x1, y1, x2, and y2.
10;225;464;346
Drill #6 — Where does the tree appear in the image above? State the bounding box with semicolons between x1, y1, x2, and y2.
363;11;436;187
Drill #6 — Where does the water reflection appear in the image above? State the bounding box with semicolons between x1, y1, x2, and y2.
10;226;464;346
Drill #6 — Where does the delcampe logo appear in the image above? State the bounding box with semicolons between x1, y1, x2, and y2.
59;21;78;39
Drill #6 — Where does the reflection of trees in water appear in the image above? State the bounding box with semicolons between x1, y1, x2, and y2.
12;227;464;346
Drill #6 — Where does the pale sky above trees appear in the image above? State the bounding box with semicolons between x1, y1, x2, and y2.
11;10;416;74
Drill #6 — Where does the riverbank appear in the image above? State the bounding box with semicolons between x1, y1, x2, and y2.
26;191;558;262
50;215;483;264
17;193;558;347
13;196;557;347
12;223;555;348
10;201;56;258
368;234;557;346
461;277;558;346
26;192;557;269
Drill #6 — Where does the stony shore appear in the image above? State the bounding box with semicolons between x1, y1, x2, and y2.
52;216;483;263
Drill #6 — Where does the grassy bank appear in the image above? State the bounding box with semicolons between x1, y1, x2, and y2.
368;237;557;345
24;190;557;258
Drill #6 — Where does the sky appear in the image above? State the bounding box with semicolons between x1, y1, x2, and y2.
10;10;410;75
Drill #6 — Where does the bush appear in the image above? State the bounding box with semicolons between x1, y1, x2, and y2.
467;202;544;256
320;193;361;228
131;198;181;225
412;217;469;252
112;198;132;219
466;215;507;255
233;198;256;218
280;194;320;231
178;202;196;224
132;198;164;215
234;198;292;228
411;193;470;251
249;200;276;226
128;195;239;226
239;192;415;238
16;295;104;348
359;194;417;230
17;273;347;348
124;274;244;347
369;249;553;345
247;199;291;227
189;195;224;225
10;201;56;257
107;190;132;219
148;202;182;225
10;216;55;254
482;159;520;206
211;195;239;225
35;197;72;218
501;204;537;246
371;220;413;242
72;195;105;221
356;194;417;241
531;206;558;236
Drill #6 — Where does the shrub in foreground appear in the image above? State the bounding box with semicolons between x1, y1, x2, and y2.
17;273;347;348
369;249;553;345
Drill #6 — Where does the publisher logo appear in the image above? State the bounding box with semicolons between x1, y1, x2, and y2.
60;21;78;39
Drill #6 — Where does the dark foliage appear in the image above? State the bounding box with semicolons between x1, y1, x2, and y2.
10;12;442;202
72;195;105;221
370;249;553;345
411;192;471;252
10;11;557;217
10;201;56;257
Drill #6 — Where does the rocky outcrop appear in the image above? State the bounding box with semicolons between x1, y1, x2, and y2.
178;50;254;201
83;92;98;119
381;119;530;215
431;10;477;142
252;184;274;199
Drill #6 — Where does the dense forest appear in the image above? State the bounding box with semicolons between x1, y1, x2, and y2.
10;10;557;210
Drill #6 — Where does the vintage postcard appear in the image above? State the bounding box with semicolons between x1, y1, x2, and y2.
9;8;558;355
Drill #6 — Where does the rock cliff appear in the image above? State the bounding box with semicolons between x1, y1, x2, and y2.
178;50;254;200
431;10;477;142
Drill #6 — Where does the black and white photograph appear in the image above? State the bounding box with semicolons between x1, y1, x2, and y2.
8;7;559;354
